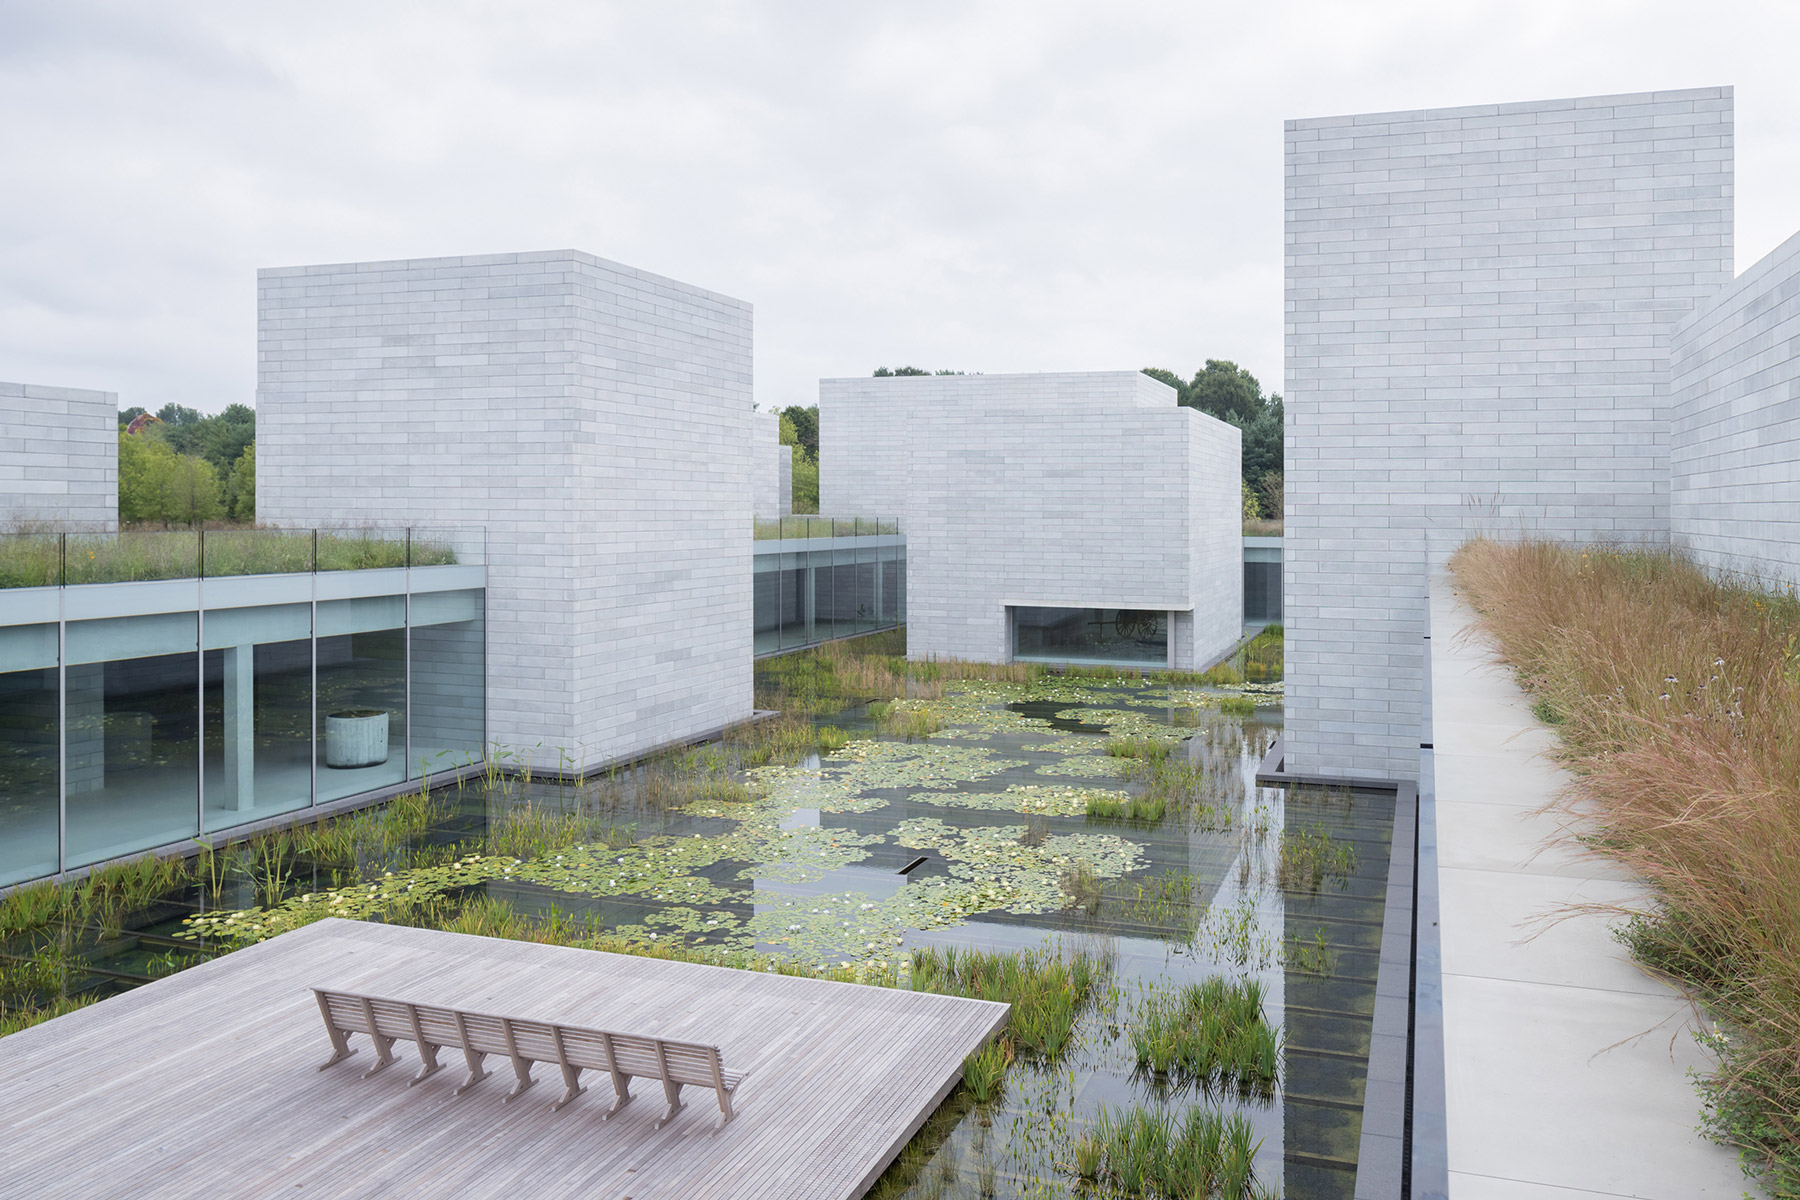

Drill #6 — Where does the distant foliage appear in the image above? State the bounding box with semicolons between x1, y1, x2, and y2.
225;443;256;521
790;449;819;514
779;403;821;513
118;432;224;526
115;402;256;526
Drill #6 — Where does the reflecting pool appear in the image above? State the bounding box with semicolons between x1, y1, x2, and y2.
2;636;1392;1197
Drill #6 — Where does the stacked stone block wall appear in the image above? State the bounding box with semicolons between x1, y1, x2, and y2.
1671;229;1800;583
258;250;753;769
754;410;782;517
0;382;117;528
1285;88;1734;780
823;372;1240;666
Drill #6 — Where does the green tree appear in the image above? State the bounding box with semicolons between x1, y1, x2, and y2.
225;443;256;521
1187;360;1264;426
167;456;224;525
790;450;819;514
1240;396;1283;495
200;403;256;475
117;431;224;526
779;404;819;462
117;432;167;524
117;405;147;427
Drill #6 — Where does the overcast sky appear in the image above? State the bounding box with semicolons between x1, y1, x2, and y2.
2;0;1797;416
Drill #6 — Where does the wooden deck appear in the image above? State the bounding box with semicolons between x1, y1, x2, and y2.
0;919;1009;1199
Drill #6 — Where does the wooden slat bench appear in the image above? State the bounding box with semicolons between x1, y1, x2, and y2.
310;987;744;1129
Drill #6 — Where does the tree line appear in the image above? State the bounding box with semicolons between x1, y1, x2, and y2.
116;404;256;525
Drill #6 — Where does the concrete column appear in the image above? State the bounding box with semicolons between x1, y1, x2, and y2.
221;645;254;810
873;557;885;623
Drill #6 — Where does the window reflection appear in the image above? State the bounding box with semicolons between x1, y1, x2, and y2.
63;613;200;869
1012;607;1169;666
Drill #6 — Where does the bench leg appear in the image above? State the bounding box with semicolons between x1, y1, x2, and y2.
454;1048;487;1096
498;1018;533;1102
502;1056;535;1102
360;1033;396;1079
451;1011;486;1095
316;1030;358;1072
601;1072;632;1119
551;1064;586;1112
653;1079;684;1130
714;1086;735;1128
358;998;396;1079
313;991;358;1071
410;1041;442;1087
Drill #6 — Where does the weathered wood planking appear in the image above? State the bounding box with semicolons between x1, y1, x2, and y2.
0;919;1009;1200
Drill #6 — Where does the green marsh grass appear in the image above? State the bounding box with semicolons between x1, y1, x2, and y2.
908;944;1108;1061
866;700;943;739
1130;977;1281;1096
1060;860;1104;915
1086;791;1170;822
960;1037;1012;1102
1277;824;1357;892
0;526;457;590
1078;1103;1271;1198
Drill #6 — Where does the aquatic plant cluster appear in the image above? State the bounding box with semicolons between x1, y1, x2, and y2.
0;626;1378;1198
1131;977;1282;1097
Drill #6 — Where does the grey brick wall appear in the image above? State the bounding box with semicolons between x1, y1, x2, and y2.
1671;228;1800;583
258;250;754;769
821;372;1241;667
1286;88;1734;780
0;381;117;529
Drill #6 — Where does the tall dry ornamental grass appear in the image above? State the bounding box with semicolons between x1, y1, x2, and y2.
1452;537;1800;1188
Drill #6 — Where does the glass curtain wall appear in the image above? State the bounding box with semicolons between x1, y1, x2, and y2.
408;589;485;778
1012;606;1170;666
0;625;60;886
751;540;907;655
0;586;484;886
315;596;407;803
202;604;314;832
63;613;201;870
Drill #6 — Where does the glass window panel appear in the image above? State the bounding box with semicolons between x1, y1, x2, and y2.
202;604;313;832
64;613;199;869
408;588;484;779
0;627;59;886
1012;607;1169;666
316;598;406;803
753;561;780;656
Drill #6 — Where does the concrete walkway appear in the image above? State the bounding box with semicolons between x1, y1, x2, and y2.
1430;584;1754;1199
